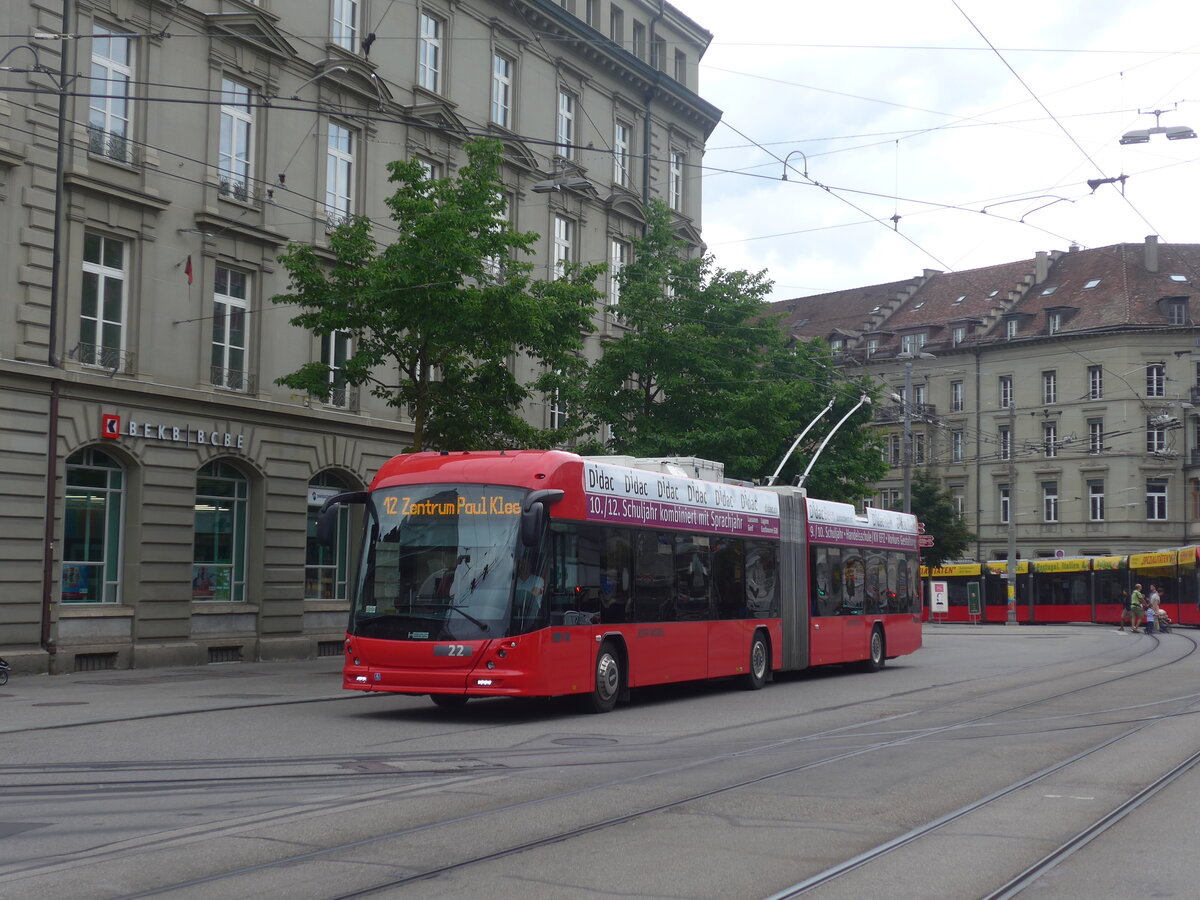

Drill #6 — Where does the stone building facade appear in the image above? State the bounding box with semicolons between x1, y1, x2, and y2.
0;0;720;673
776;237;1200;563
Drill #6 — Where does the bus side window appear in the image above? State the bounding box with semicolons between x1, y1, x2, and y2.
712;538;745;620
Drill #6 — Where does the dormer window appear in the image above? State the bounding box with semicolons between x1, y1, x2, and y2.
1006;319;1019;339
830;337;844;351
1168;299;1188;326
952;325;966;345
1082;278;1101;290
866;337;880;356
1048;311;1062;334
1041;285;1058;296
901;332;927;354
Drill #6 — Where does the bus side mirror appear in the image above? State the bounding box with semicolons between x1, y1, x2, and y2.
317;491;369;545
521;489;564;547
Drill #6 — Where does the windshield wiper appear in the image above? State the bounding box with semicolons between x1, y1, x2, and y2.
445;604;489;631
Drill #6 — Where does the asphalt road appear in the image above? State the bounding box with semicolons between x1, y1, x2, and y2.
2;624;1198;900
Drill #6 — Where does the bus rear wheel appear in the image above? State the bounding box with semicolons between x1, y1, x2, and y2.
587;641;621;713
741;631;769;690
860;626;886;672
430;694;469;708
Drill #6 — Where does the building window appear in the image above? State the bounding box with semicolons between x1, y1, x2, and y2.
1088;365;1103;400
1147;363;1166;397
901;332;927;354
952;325;966;345
609;238;627;308
1042;370;1057;405
830;337;844;352
951;380;964;412
553;215;573;278
418;13;443;93
613;120;630;186
212;266;249;391
999;485;1010;524
219;77;254;200
999;375;1013;409
998;425;1011;461
1146;478;1168;520
62;448;124;604
1088;418;1104;454
1168;300;1188;325
80;233;126;367
193;461;248;602
951;488;965;516
674;49;687;84
1048;311;1061;334
888;434;901;466
632;20;645;58
325;121;355;227
483;193;510;282
491;53;512;128
550;375;569;431
1147;417;1168;453
332;0;359;51
1083;278;1101;290
914;433;926;464
1042;482;1059;522
557;89;576;159
610;5;623;43
1043;421;1058;458
323;330;353;408
951;430;964;462
1006;319;1018;339
867;337;879;357
651;35;666;70
1088;480;1105;522
307;472;351;601
668;150;684;211
89;25;133;162
586;0;599;27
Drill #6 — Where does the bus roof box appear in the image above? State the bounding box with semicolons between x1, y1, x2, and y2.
584;455;726;483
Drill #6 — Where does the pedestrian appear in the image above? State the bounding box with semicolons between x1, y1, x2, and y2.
1146;584;1162;633
1117;588;1132;631
1130;584;1145;632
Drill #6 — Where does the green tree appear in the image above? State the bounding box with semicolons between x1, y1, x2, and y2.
582;199;886;498
909;469;976;566
272;138;604;451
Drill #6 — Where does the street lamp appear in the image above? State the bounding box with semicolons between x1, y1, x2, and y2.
1119;108;1197;145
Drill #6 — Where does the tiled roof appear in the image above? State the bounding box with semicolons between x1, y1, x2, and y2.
776;238;1200;355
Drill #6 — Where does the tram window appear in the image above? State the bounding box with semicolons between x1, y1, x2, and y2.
712;538;745;620
746;541;778;618
633;531;674;622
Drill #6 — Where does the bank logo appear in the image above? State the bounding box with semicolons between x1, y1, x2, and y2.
101;413;121;439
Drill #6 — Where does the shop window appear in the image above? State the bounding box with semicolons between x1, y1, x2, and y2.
62;448;124;603
193;460;248;602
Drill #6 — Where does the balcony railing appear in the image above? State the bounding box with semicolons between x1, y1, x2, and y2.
210;366;256;393
323;385;360;412
218;178;254;203
87;127;138;165
874;403;937;424
73;342;135;375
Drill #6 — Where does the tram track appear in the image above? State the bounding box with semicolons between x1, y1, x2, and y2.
21;631;1183;900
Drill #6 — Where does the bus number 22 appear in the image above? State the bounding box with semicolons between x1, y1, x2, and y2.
434;644;471;657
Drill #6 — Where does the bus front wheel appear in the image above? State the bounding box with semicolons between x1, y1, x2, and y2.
588;641;621;713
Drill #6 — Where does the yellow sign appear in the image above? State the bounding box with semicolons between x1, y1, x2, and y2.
1033;558;1090;573
986;560;1029;575
1129;550;1178;568
920;563;982;577
1091;556;1127;571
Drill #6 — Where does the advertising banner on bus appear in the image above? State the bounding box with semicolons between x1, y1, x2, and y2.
805;498;918;552
582;461;781;537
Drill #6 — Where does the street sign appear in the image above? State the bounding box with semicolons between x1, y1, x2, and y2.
918;535;935;547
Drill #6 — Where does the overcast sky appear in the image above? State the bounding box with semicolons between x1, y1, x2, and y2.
674;0;1200;303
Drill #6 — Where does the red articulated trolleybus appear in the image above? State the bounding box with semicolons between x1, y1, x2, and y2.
320;450;922;712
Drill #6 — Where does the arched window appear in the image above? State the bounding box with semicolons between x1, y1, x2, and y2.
193;460;248;602
307;472;351;601
62;447;124;603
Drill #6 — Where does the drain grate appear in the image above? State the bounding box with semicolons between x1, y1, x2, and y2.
318;640;344;658
74;652;118;672
207;645;243;664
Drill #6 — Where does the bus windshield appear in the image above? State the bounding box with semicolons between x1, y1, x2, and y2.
350;484;532;641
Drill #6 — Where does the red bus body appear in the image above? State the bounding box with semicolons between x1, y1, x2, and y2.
339;451;921;707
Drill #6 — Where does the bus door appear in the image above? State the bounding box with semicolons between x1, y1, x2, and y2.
809;546;846;665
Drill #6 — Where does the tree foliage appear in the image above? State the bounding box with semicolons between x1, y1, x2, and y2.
272;138;603;451
909;469;976;566
582;199;886;499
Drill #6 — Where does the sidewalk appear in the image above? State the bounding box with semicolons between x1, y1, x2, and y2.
0;657;348;733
